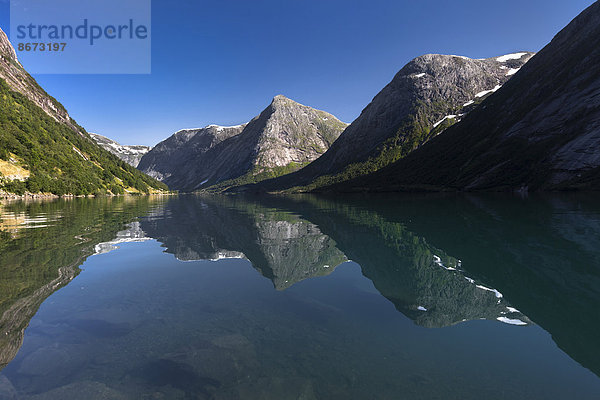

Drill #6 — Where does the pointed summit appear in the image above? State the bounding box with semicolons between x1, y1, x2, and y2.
249;51;533;193
269;94;303;111
140;96;348;191
335;1;600;192
272;94;290;102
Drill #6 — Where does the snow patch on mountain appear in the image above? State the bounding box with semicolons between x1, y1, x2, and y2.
89;133;151;168
496;52;528;62
475;85;502;98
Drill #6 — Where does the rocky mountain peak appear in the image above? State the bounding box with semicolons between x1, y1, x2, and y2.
0;28;83;134
271;94;291;103
140;96;348;191
0;29;17;62
89;133;151;168
247;51;533;194
330;1;600;192
138;124;246;181
267;94;313;115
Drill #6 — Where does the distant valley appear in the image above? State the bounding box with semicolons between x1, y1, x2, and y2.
89;133;151;168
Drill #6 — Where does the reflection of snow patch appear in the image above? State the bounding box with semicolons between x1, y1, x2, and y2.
417;306;428;312
506;307;520;313
477;284;503;298
94;222;150;255
433;255;457;271
497;317;527;326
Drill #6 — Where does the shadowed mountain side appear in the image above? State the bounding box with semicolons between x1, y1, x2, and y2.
238;52;532;194
324;2;600;192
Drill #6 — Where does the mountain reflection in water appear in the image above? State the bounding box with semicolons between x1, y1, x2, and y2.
0;193;598;399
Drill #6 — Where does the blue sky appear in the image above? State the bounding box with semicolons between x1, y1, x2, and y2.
0;0;595;146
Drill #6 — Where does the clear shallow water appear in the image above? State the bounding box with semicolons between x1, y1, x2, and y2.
0;194;599;399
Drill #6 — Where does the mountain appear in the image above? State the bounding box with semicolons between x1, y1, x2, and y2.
0;29;75;131
325;2;600;193
138;124;246;182
241;52;533;193
0;28;167;196
139;95;348;191
89;133;151;168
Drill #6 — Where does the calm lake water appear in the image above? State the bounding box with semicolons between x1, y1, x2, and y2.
0;193;599;399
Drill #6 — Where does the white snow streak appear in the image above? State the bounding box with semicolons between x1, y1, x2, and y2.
497;317;527;326
475;85;502;98
433;115;457;129
496;52;528;62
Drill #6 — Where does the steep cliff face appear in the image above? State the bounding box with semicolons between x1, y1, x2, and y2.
141;96;347;192
89;134;150;168
137;124;246;182
329;2;600;192
247;52;532;193
0;29;77;132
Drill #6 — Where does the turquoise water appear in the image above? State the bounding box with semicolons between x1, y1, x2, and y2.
0;194;599;399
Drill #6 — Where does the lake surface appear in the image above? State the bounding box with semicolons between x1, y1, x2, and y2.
0;193;599;399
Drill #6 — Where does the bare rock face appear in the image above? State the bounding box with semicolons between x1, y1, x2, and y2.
250;52;533;193
137;124;246;182
0;28;81;134
334;1;600;192
248;95;347;170
139;96;347;191
315;52;533;173
88;133;151;168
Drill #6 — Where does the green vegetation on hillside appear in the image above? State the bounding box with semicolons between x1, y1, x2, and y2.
277;100;465;193
0;80;168;196
206;161;310;192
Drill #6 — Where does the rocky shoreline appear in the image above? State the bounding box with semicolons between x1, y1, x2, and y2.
0;191;176;201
